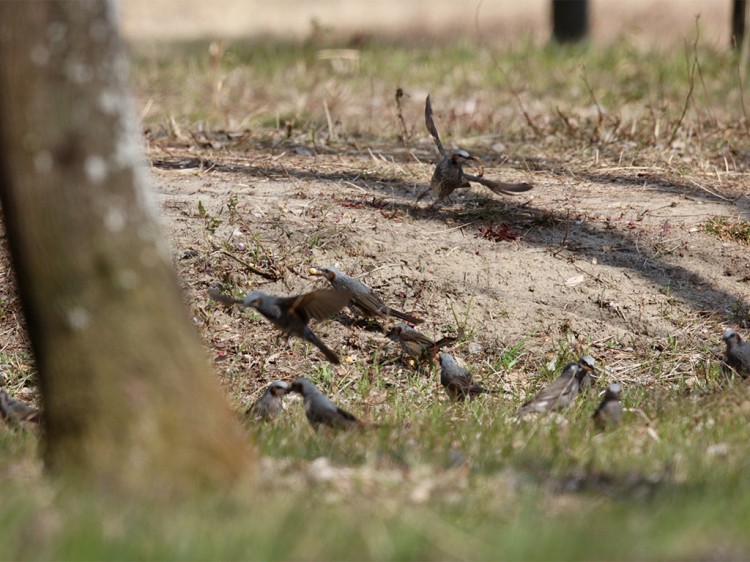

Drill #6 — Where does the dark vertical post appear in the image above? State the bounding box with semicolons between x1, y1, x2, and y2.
732;0;747;48
552;0;589;43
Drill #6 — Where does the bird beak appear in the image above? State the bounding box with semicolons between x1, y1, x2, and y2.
308;267;321;276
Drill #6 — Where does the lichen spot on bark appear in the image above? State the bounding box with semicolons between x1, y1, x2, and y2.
85;155;107;184
34;151;53;173
67;307;90;331
30;45;50;66
104;208;125;232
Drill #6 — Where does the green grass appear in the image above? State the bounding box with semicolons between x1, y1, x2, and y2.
704;216;750;244
132;36;750;168
1;34;750;559
2;368;750;559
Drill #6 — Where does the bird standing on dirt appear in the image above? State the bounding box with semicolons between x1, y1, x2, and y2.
308;266;422;325
439;353;489;401
721;328;750;378
385;323;456;363
0;386;41;427
592;383;623;429
208;287;351;364
515;355;597;416
422;94;533;203
247;380;289;422
287;377;361;430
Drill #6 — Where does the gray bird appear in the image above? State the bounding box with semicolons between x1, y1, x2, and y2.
287;377;361;430
722;328;750;378
385;323;456;363
208;287;351;364
247;380;289;422
0;388;41;426
421;95;533;203
308;266;422;325
515;355;597;416
439;353;489;401
592;383;623;429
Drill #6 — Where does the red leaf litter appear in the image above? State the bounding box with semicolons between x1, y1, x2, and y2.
476;224;519;242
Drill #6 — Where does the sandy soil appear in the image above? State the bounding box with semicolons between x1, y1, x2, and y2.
149;142;749;404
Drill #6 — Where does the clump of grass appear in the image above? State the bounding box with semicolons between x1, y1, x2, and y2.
703;216;750;244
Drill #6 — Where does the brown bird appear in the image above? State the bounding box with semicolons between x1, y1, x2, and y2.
0;387;41;427
515;355;597;416
385;323;456;363
308;266;422;324
287;377;362;430
439;353;489;401
721;328;750;378
592;383;623;430
421;94;533;204
208;287;351;364
247;380;289;422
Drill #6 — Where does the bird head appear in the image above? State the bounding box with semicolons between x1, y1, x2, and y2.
268;380;290;397
287;377;314;396
241;291;265;310
575;355;598;381
385;324;408;342
450;149;476;166
723;328;741;347
604;383;622;400
308;266;337;282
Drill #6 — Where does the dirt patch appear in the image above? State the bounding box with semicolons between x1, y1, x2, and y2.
151;145;748;405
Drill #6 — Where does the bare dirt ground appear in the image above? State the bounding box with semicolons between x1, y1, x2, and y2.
150;142;749;407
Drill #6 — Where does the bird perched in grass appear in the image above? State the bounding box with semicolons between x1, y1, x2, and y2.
421;94;533;204
385;323;456;363
439;353;489;401
515;355;597;416
721;328;750;378
0;387;41;427
592;383;623;429
308;266;422;324
287;377;361;430
247;380;289;422
208;287;351;364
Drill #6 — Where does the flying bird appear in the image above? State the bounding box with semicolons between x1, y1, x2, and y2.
208;287;351;364
421;94;533;204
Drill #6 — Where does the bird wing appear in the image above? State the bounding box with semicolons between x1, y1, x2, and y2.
463;173;534;195
401;329;437;346
352;291;389;316
283;289;351;323
425;95;446;158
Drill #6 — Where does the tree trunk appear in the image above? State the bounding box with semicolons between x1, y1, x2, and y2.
551;0;589;43
0;1;250;493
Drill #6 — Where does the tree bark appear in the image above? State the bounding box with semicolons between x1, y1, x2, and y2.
0;1;250;493
551;0;589;43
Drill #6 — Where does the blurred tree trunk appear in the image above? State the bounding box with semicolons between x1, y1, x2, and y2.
552;0;589;43
732;0;747;48
0;1;250;493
